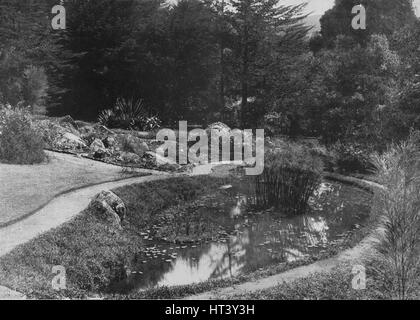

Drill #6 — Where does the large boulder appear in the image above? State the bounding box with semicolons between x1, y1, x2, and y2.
117;134;150;156
90;138;106;152
90;138;109;159
88;191;127;228
57;132;87;150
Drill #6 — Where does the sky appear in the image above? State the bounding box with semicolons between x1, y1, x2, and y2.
283;0;335;15
284;0;420;16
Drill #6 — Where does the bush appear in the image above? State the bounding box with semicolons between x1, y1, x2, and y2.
98;98;161;131
264;112;291;137
255;142;323;215
370;133;420;299
331;142;375;174
0;107;45;164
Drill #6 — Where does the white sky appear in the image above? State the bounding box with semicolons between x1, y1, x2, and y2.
282;0;335;15
167;0;420;16
284;0;420;16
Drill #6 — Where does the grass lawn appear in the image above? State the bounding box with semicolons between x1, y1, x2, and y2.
0;151;144;226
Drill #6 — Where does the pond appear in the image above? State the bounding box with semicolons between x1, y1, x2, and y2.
108;179;372;294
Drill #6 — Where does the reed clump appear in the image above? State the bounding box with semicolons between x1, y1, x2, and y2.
370;131;420;299
255;142;323;215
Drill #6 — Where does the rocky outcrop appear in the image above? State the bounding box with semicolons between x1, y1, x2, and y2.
88;191;127;229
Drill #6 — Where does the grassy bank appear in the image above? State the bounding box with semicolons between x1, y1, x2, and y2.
0;176;227;299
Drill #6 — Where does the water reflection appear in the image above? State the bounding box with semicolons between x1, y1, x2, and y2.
109;181;371;293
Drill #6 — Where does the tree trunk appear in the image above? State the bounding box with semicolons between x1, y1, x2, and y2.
219;0;225;118
241;25;249;128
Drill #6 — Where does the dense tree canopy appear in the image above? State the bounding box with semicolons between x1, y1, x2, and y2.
320;0;417;45
1;0;420;148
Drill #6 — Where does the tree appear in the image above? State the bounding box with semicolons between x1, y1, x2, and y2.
0;0;65;112
226;0;310;126
270;34;402;145
56;0;153;119
320;0;417;46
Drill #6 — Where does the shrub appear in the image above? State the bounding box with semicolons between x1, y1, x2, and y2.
370;133;420;299
331;142;375;174
255;142;323;215
98;98;161;131
264;111;291;137
0;107;45;164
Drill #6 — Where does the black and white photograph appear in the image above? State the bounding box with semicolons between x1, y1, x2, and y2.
0;0;419;306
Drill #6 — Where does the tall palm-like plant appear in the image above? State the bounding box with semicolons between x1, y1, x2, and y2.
98;98;151;130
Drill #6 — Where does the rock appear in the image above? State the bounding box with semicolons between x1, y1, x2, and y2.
90;138;106;152
90;138;108;159
120;151;141;163
58;115;78;129
118;134;150;156
57;132;87;150
103;136;116;148
88;199;121;229
136;132;155;139
89;190;127;227
140;141;150;152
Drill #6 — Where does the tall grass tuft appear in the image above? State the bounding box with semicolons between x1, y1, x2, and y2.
255;143;323;215
370;132;420;299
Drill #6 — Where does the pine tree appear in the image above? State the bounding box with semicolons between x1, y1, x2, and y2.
226;0;310;126
0;0;68;112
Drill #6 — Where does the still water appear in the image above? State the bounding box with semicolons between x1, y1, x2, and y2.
109;180;371;293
